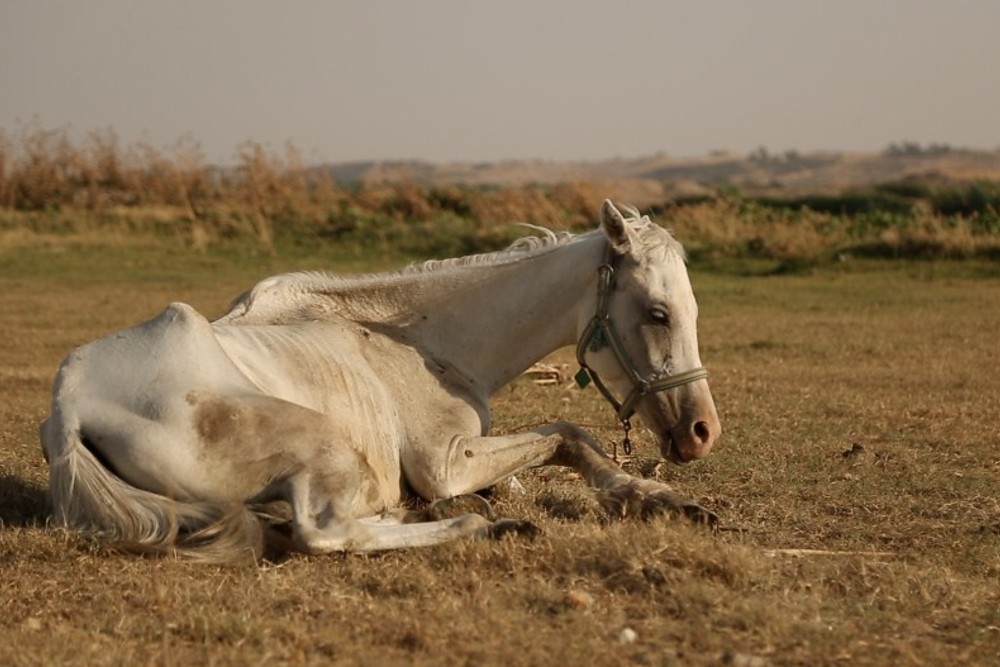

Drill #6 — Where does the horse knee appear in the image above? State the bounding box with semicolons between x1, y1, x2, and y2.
400;435;471;500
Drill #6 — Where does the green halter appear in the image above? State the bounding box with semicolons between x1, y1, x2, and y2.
574;243;709;454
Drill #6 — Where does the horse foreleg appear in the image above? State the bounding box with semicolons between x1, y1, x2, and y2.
405;421;717;525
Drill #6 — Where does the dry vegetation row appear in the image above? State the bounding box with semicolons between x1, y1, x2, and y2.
2;122;999;264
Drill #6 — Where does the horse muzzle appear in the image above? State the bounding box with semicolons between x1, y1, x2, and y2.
643;379;721;464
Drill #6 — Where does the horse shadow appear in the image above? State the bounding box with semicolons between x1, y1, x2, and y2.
0;474;50;528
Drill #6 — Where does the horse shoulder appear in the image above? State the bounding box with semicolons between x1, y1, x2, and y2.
350;330;491;486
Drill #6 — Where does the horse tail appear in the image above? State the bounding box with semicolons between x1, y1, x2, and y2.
41;414;265;565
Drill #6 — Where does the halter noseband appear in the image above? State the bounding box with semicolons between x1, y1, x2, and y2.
574;243;709;454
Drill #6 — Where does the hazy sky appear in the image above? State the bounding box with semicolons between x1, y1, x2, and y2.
2;1;998;165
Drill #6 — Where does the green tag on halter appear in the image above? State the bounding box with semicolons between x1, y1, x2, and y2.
574;367;592;388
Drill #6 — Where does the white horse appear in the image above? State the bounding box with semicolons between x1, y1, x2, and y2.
40;200;721;562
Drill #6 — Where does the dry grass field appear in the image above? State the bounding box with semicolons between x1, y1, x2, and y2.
1;233;998;666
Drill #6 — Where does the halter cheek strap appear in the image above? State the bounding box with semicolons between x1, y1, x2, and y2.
574;243;709;454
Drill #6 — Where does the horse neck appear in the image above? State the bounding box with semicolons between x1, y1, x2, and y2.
364;235;604;396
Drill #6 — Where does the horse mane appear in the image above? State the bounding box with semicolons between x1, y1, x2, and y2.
216;206;682;325
217;227;586;324
398;224;578;275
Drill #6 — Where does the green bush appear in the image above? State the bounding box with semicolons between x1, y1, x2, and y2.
931;181;1000;217
755;191;915;217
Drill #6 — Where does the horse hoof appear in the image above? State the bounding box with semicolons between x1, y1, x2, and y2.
426;494;497;522
679;503;720;528
598;482;720;528
488;519;541;540
641;496;719;528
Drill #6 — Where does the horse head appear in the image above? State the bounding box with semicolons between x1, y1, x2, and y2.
576;200;721;464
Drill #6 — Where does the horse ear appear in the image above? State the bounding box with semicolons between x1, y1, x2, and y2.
600;199;635;254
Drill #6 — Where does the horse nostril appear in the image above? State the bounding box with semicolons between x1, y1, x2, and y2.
692;420;712;444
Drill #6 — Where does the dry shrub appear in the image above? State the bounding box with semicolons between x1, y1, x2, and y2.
2;121;84;210
467;186;570;228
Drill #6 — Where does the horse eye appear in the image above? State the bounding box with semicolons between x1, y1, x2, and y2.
649;308;670;326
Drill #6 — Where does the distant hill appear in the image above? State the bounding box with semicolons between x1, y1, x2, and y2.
321;147;1000;206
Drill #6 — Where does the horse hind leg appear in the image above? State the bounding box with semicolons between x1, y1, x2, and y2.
286;469;535;553
287;468;493;553
294;512;495;554
207;398;537;553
